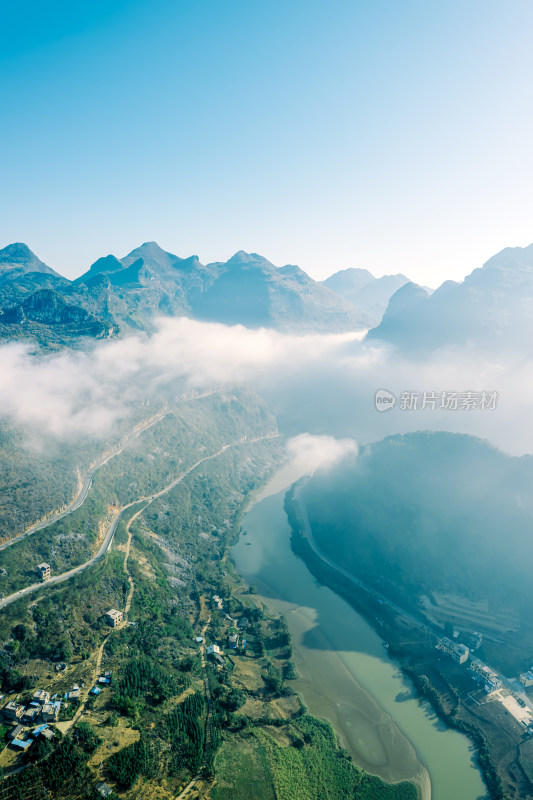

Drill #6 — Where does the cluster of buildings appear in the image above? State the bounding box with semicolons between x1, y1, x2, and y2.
1;667;114;757
2;689;63;752
6;721;55;752
89;670;113;698
437;637;505;694
203;610;251;669
3;690;62;726
437;636;533;734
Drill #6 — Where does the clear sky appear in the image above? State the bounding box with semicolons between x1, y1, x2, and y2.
1;0;532;285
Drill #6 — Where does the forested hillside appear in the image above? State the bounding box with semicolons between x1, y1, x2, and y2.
299;431;533;673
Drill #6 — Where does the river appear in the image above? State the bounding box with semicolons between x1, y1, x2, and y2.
231;462;488;800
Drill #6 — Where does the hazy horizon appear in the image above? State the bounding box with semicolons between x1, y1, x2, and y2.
4;235;533;290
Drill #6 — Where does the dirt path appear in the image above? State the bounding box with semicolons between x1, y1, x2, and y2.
123;502;148;614
175;777;201;800
60;502;151;733
55;637;109;735
172;613;213;800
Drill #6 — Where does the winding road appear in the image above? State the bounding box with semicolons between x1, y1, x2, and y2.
0;390;221;554
0;408;172;553
0;433;279;611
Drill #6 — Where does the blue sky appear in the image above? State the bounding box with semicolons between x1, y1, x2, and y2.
1;0;532;285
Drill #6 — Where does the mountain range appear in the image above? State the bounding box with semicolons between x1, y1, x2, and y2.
0;242;388;347
2;239;533;353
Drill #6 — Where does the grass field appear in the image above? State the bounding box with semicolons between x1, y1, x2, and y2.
254;717;418;800
212;734;275;800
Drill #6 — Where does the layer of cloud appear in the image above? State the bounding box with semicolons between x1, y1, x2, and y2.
0;316;531;455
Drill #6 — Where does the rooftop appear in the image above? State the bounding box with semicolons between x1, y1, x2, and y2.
11;738;32;750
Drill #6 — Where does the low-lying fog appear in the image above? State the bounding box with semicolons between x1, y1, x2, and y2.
0;316;529;456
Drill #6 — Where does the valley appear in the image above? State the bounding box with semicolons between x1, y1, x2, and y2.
0;389;415;800
2;237;533;799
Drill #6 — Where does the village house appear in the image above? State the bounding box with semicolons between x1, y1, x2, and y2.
105;609;123;628
37;563;51;580
41;702;60;722
520;668;533;688
22;707;40;723
3;701;24;721
33;689;50;704
207;644;221;656
452;643;469;665
437;637;469;664
470;659;502;693
11;737;32;752
9;724;24;741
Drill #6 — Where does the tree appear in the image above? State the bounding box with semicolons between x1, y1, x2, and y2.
284;661;298;680
12;624;27;641
221;688;246;711
263;664;283;695
74;722;102;752
25;736;53;763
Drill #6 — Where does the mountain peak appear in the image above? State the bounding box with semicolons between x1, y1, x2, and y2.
126;241;178;259
87;254;123;274
322;267;375;297
1;242;35;259
121;241;183;271
131;240;164;253
0;242;60;276
226;251;275;269
481;242;533;272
